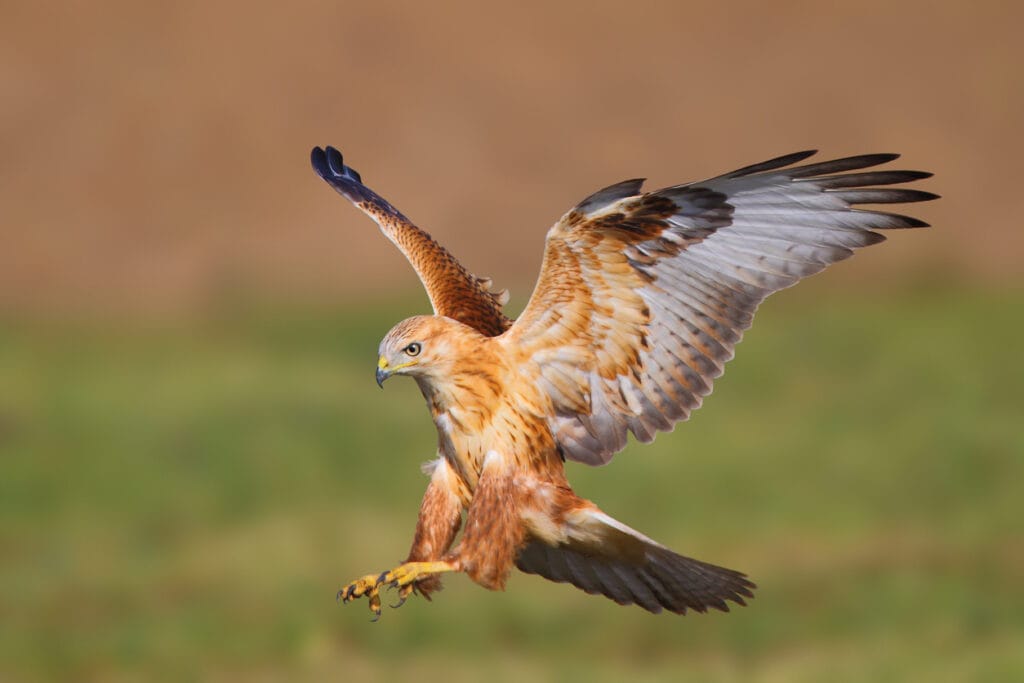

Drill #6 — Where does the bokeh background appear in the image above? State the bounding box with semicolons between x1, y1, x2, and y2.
3;1;1022;680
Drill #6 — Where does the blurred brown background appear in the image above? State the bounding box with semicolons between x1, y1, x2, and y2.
3;0;1020;317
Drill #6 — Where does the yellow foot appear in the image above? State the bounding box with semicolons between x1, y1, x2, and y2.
381;560;458;607
337;573;387;620
337;561;458;620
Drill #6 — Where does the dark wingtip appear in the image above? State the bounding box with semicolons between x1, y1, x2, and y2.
883;212;931;228
725;150;818;178
310;146;329;178
325;145;345;175
310;145;363;184
868;152;901;164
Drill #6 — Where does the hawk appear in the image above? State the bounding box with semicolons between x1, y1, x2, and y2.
310;145;936;619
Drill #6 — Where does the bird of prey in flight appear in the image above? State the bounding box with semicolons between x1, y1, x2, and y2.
310;145;935;619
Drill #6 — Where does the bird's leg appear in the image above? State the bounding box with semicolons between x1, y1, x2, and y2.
381;560;460;600
398;458;464;603
372;458;524;607
444;455;526;590
344;458;523;618
338;457;464;618
337;561;461;620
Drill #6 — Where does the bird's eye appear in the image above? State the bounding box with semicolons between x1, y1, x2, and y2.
404;342;422;357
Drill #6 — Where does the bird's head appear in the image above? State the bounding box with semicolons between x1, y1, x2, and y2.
376;315;468;388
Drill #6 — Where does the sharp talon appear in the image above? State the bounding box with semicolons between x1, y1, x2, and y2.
370;611;381;623
339;563;446;616
368;593;382;621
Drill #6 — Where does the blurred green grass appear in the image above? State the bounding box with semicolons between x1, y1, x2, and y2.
1;285;1022;682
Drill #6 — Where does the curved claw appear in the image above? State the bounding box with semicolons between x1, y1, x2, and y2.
337;572;385;616
337;582;359;603
390;580;417;609
368;590;382;620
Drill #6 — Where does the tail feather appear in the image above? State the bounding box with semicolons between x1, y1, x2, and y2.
515;509;754;615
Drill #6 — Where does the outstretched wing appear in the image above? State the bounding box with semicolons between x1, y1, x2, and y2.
502;151;937;465
311;146;512;337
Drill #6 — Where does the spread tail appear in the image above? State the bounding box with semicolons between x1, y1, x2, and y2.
515;508;754;614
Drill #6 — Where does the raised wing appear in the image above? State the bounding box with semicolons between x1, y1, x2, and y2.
311;146;512;337
502;151;937;465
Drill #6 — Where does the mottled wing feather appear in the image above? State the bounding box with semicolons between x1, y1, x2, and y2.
504;151;936;465
311;146;512;337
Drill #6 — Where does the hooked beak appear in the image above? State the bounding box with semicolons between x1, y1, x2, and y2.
376;357;390;388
